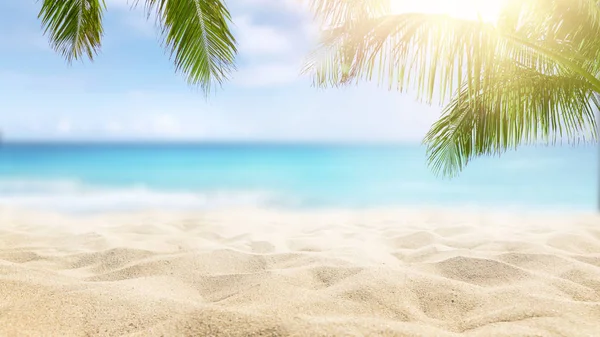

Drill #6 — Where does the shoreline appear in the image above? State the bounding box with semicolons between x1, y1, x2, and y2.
1;206;599;336
1;203;596;218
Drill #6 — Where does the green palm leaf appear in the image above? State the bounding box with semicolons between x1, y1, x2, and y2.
304;13;569;106
500;0;600;74
306;0;600;177
424;64;598;177
38;0;106;62
39;0;237;94
145;0;237;94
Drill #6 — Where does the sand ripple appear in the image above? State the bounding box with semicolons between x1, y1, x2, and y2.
0;207;599;336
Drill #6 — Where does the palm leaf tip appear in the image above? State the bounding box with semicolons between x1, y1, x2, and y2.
424;65;598;178
149;0;238;95
38;0;106;63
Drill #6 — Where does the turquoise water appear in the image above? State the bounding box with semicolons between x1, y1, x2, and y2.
0;142;596;212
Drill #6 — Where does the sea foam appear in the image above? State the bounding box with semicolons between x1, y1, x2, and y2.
0;179;280;213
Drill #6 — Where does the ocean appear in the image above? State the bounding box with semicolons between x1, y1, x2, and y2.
0;142;596;212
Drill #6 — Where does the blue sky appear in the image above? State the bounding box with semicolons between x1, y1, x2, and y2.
0;0;441;142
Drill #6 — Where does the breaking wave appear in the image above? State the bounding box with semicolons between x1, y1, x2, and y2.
0;179;286;213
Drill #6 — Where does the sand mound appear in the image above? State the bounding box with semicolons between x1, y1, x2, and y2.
0;207;599;336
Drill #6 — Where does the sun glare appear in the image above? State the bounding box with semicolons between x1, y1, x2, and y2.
390;0;506;23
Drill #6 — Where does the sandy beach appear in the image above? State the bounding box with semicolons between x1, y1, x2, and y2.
0;206;599;336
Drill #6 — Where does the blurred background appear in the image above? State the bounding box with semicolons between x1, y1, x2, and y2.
0;1;596;213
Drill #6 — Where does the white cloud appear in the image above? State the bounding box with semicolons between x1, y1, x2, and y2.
229;13;311;87
105;121;123;133
2;81;442;142
232;63;301;87
236;0;308;13
150;114;182;136
56;118;73;134
234;16;294;56
233;85;441;142
105;0;133;10
301;20;320;42
85;91;258;140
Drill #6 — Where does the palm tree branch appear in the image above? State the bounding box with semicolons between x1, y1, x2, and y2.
303;13;567;105
424;65;598;177
38;0;106;62
501;0;600;57
305;0;600;100
146;0;237;94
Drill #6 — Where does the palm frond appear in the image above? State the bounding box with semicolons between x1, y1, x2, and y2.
38;0;106;62
501;0;600;39
500;0;600;72
305;0;600;178
424;64;598;177
145;0;237;94
303;13;563;105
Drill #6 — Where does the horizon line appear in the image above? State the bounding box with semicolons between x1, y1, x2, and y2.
0;139;426;145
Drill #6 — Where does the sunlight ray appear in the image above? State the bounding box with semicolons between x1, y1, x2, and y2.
390;0;507;23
